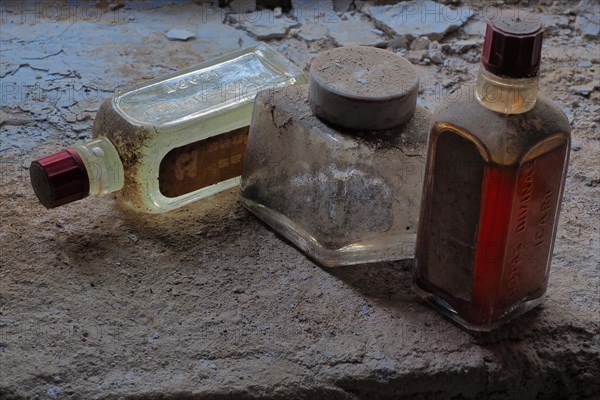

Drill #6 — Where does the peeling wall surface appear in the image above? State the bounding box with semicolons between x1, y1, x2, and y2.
0;1;599;399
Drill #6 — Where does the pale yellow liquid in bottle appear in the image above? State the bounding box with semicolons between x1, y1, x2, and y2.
75;43;307;213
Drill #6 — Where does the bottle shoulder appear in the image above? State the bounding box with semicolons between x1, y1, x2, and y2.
431;91;571;165
92;98;155;155
255;85;430;151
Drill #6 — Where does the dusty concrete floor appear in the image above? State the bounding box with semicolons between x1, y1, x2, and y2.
1;1;599;399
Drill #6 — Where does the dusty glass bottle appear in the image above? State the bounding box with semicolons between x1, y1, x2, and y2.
29;43;306;213
413;13;571;330
240;46;430;267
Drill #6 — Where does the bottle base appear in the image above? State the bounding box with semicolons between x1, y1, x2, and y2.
411;282;546;331
240;196;416;267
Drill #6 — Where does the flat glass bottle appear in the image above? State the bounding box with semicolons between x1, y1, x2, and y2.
240;46;430;267
413;13;571;330
30;43;306;213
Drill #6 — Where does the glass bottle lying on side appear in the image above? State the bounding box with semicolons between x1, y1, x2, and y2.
240;46;430;267
29;42;307;213
413;13;571;330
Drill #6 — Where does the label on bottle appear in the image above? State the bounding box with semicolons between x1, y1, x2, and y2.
158;126;249;198
422;131;484;302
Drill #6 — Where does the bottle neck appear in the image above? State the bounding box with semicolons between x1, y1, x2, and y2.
71;136;124;197
475;67;539;114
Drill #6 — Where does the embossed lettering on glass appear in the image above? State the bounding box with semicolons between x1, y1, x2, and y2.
30;43;307;213
413;13;571;330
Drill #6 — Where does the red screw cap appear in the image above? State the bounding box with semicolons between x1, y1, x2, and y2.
481;12;544;78
30;149;90;209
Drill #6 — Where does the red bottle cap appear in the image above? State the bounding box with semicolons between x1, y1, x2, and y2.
481;12;544;78
30;149;90;209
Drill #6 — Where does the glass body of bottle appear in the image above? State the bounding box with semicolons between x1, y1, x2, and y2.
239;46;430;267
30;43;307;213
413;66;571;330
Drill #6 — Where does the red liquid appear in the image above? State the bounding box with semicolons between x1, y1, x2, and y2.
415;129;568;326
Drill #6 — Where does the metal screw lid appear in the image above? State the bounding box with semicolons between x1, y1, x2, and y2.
30;149;90;209
308;46;419;130
481;12;544;78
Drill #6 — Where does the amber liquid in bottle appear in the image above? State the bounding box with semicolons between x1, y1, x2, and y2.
413;69;571;330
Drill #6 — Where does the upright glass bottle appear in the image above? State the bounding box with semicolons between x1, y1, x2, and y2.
413;13;571;330
29;43;306;213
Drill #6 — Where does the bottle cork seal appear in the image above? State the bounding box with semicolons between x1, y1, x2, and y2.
308;46;419;131
30;148;90;209
481;12;544;78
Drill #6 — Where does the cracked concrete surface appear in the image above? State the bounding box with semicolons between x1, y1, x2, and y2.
0;1;599;399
